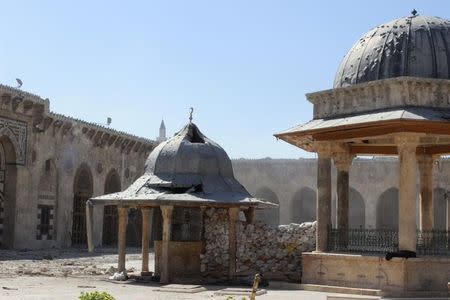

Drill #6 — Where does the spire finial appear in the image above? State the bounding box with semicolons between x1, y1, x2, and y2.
189;107;194;123
411;9;417;16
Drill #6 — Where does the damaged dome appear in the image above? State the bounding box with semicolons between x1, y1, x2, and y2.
91;121;272;207
334;14;450;88
144;122;235;191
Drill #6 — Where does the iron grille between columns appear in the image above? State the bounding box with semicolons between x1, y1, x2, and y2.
328;228;399;253
328;228;450;256
416;230;450;256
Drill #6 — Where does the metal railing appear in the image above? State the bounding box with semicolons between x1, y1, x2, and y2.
416;230;450;256
328;228;450;256
328;228;399;253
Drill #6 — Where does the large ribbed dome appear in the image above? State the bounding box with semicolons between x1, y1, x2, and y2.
334;14;450;88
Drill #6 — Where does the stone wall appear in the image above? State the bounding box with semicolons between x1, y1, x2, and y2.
0;84;156;249
200;208;316;282
232;158;450;229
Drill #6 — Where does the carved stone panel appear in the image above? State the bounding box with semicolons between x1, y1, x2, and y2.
0;117;27;165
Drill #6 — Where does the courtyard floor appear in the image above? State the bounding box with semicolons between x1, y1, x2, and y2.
0;248;445;300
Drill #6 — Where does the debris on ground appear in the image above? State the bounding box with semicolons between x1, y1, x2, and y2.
109;271;128;281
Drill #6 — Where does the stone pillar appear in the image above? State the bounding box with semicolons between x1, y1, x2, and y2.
315;144;332;252
417;154;435;231
334;153;354;231
397;137;419;252
160;205;173;284
118;207;128;272
244;207;256;224
141;207;153;276
86;201;94;252
447;192;450;232
228;207;239;280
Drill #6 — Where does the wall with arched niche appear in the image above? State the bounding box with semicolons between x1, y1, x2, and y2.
376;187;399;230
72;164;93;246
102;169;121;246
254;186;280;225
291;187;316;224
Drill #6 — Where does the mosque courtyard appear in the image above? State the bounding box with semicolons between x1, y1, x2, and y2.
0;248;422;300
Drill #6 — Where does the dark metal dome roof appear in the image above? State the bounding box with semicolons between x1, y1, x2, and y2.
144;122;235;189
334;14;450;88
91;122;275;208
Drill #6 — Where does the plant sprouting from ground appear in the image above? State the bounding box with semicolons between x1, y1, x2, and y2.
79;291;116;300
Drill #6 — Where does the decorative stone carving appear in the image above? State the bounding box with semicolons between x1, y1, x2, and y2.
0;117;27;165
308;78;450;119
96;163;103;174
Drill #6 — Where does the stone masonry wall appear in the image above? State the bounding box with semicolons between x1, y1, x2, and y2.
200;208;316;282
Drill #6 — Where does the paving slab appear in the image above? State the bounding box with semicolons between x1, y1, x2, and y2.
155;284;207;293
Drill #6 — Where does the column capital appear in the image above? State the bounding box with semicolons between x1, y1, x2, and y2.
118;207;128;217
141;207;152;213
395;134;420;153
333;151;354;172
160;205;174;218
228;207;240;221
313;141;333;158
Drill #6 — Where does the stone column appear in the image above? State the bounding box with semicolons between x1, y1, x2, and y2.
417;154;435;231
334;152;353;250
228;207;239;280
315;144;332;252
244;207;256;224
141;207;153;276
447;192;450;232
160;205;173;284
397;136;419;252
334;153;354;231
118;207;128;272
86;201;94;252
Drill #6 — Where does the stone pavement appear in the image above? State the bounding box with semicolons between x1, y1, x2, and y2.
0;275;382;300
2;276;446;300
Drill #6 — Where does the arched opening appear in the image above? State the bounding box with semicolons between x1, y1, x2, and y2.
0;136;17;249
36;159;57;241
376;187;399;230
434;188;447;230
102;169;121;246
254;187;279;225
291;187;316;223
72;164;93;246
349;188;365;229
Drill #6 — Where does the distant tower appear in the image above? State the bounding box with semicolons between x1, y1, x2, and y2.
157;119;167;142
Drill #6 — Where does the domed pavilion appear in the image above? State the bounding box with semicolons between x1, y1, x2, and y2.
276;11;450;297
86;120;272;283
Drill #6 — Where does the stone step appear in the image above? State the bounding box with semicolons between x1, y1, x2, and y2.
300;284;383;297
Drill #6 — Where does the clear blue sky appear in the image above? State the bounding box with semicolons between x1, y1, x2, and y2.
0;1;448;158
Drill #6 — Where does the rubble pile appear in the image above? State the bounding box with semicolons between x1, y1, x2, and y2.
200;208;316;282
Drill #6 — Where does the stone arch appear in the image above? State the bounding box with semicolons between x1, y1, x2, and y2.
0;127;24;165
349;188;365;228
36;159;58;241
291;187;316;223
102;169;121;246
0;136;17;248
434;188;447;230
254;187;279;225
376;187;399;230
71;163;93;246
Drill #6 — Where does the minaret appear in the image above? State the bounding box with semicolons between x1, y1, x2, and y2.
157;119;167;142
